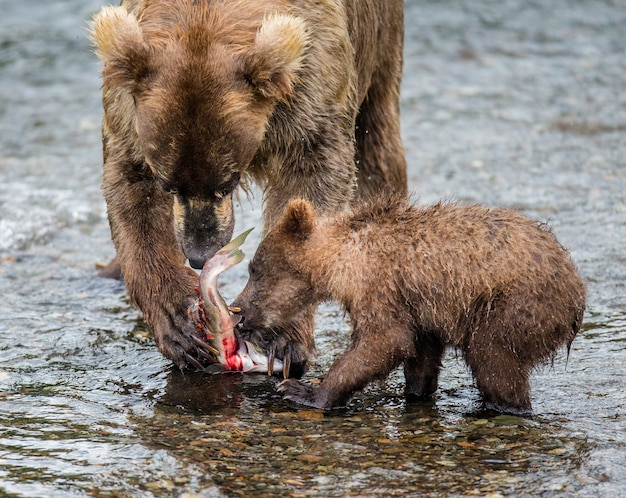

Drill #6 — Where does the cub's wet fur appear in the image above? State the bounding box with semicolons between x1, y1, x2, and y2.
234;194;586;415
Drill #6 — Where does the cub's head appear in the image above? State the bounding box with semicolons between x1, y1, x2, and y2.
233;199;318;377
91;6;308;268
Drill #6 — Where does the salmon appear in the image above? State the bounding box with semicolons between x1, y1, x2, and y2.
198;229;284;375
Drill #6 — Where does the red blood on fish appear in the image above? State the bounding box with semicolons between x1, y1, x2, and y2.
226;353;243;371
222;335;236;357
222;335;242;370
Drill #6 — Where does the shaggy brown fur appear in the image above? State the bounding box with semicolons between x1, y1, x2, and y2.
89;0;406;368
233;195;586;415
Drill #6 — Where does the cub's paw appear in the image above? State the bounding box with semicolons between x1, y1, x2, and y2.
270;341;310;379
238;329;310;379
277;379;329;410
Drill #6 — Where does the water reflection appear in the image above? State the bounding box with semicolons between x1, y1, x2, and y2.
136;366;594;497
159;368;281;414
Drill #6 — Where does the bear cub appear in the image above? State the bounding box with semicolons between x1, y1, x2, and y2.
234;194;586;415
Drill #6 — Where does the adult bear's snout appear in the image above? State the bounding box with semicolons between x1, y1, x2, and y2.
186;250;212;270
173;195;235;269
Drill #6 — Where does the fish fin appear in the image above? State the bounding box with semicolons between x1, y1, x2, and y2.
217;228;254;255
226;248;245;266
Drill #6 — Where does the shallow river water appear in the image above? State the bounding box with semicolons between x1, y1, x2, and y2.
1;1;625;496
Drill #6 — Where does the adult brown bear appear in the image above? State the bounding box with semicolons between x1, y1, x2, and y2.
90;0;407;370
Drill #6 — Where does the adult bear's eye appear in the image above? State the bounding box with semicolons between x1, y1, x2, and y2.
215;172;241;199
158;179;179;196
162;182;178;196
225;173;241;193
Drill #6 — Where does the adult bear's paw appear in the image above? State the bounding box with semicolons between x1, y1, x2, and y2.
138;268;216;370
149;295;218;370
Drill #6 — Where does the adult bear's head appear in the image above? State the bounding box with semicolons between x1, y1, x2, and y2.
91;3;308;268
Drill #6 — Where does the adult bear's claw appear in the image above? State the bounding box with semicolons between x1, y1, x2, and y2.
190;334;220;357
185;353;206;372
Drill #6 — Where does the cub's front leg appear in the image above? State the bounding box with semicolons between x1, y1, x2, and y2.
278;317;413;409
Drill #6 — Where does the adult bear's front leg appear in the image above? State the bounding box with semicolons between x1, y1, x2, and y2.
102;159;212;369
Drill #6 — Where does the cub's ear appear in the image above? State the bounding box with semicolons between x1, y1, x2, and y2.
280;199;315;240
244;14;308;102
89;6;150;92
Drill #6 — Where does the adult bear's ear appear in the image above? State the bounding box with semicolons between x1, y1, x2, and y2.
244;14;308;102
280;199;315;241
89;6;151;92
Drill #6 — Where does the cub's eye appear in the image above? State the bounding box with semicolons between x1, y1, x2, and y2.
248;263;259;279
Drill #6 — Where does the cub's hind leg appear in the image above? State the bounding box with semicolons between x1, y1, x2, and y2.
404;332;445;401
463;296;534;415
